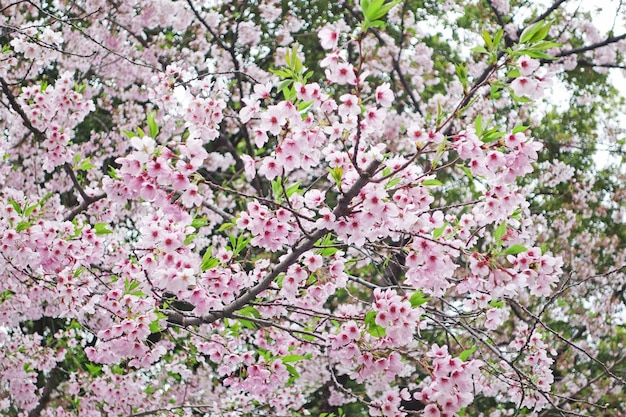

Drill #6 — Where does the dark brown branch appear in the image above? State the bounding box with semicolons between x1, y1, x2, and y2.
63;193;107;222
555;33;626;58
28;366;60;417
0;76;44;140
528;0;569;25
64;163;91;202
509;298;626;386
168;161;381;327
185;0;260;192
575;59;626;70
63;163;107;221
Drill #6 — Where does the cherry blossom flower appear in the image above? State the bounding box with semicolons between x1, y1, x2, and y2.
517;55;540;76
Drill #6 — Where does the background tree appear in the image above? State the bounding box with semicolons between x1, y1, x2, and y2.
0;0;625;416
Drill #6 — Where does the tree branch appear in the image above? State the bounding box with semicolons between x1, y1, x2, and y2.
0;76;44;141
555;33;626;58
168;161;381;327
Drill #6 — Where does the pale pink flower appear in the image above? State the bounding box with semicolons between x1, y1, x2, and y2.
511;77;540;99
319;27;340;50
258;157;282;180
241;154;256;180
375;83;394;107
517;56;540;76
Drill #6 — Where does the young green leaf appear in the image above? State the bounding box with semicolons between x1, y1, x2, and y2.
459;346;477;361
94;222;113;235
494;221;507;241
422;179;443;186
147;111;159;138
502;244;527;255
520;20;545;44
409;290;430;308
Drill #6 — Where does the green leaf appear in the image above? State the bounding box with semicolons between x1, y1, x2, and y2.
502;244;527;255
136;127;146;138
229;233;250;257
24;203;37;218
271;179;282;199
94;222;112;235
78;158;96;171
122;129;136;139
482;30;493;49
474;115;483;136
277;78;293;92
510;90;533;103
281;354;305;363
494;221;507;241
368;19;386;29
8;199;22;215
433;224;447;239
317;234;339;256
522;49;555;60
217;222;234;232
367;323;386;338
183;233;197;245
200;247;219;271
520;20;545;44
285;182;301;197
149;319;162;334
85;363;103;377
385;177;401;189
531;23;551;43
482;130;505;143
459;346;477;361
512;125;529;134
298;100;313;112
110;364;124;375
456;63;468;90
0;289;15;302
460;165;474;180
270;68;291;78
201;255;219;271
532;40;561;51
507;68;521;78
238;319;256;329
363;311;386;337
329;167;343;189
73;267;86;278
471;45;488;54
360;0;371;14
364;311;377;325
285;363;300;378
238;306;260;318
493;29;504;49
108;167;120;180
147;111;159;138
370;0;400;20
191;217;208;229
409;290;430;307
422;179;443;186
489;299;504;308
15;221;31;232
319;246;339;257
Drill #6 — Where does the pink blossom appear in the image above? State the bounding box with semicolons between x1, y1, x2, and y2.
326;62;357;85
375;83;394;107
511;77;540;99
319;27;340;50
259;105;286;135
258;157;282;180
241;154;257;180
517;55;540;76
